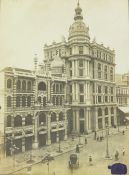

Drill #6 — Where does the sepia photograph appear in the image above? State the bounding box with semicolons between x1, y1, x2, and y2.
0;0;129;174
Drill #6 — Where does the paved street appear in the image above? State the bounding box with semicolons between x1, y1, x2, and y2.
11;127;129;175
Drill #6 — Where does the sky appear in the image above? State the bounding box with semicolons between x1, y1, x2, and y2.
0;0;129;74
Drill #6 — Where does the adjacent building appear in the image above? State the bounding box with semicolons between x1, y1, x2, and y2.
0;2;117;156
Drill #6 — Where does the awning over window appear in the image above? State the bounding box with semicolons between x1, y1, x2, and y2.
118;107;129;114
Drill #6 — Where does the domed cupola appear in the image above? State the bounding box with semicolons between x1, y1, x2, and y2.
68;1;90;43
51;52;64;76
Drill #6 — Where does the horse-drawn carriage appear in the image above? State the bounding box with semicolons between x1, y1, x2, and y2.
68;154;79;169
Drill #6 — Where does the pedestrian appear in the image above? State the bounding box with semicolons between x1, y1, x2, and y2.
115;150;119;161
94;131;97;140
122;148;125;156
122;130;125;135
76;144;80;153
89;156;93;166
85;137;87;144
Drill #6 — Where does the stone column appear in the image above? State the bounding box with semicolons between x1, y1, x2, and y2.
56;113;59;142
114;107;117;126
108;107;111;127
102;108;105;129
84;109;88;133
72;61;74;77
22;138;25;152
32;112;39;149
47;112;51;145
94;108;98;131
76;110;80;133
73;110;76;131
64;111;68;140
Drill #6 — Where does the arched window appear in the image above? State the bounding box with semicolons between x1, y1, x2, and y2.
25;115;33;125
27;81;31;91
7;79;12;89
43;97;46;106
38;96;41;103
22;80;26;91
51;113;56;122
27;96;31;107
105;107;108;115
79;109;84;118
98;108;102;116
7;96;11;107
22;96;26;107
14;115;22;127
16;96;20;107
7;115;12;127
111;107;114;114
39;113;46;125
16;80;21;90
59;112;64;121
38;82;46;91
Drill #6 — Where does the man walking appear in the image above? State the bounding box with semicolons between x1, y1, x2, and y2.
122;148;125;156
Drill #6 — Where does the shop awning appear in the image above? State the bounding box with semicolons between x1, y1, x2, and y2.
118;107;129;114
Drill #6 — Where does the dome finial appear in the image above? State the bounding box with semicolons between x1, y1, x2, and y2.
77;0;80;7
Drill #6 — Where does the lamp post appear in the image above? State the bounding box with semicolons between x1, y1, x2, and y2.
124;119;127;129
78;133;81;145
10;144;19;168
105;123;111;159
57;131;62;153
42;154;54;175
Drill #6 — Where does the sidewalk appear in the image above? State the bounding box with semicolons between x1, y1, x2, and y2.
0;125;128;175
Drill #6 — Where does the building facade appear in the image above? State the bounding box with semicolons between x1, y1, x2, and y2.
44;2;117;133
0;2;117;156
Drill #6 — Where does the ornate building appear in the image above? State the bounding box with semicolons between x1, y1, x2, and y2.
0;2;117;156
44;2;117;133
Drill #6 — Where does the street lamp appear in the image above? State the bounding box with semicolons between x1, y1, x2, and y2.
124;119;127;129
56;131;62;153
10;144;19;168
78;133;81;145
105;123;111;159
42;154;54;175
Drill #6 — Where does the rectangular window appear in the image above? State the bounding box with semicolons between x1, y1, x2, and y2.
79;69;83;76
98;96;101;103
98;86;101;93
70;48;72;55
111;87;113;94
98;72;101;79
105;96;108;102
80;95;84;103
79;84;84;93
70;85;72;93
79;60;83;67
79;46;83;54
70;70;72;77
105;86;108;94
69;95;72;104
111;96;113;102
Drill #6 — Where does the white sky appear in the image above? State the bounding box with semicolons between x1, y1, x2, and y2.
0;0;129;74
